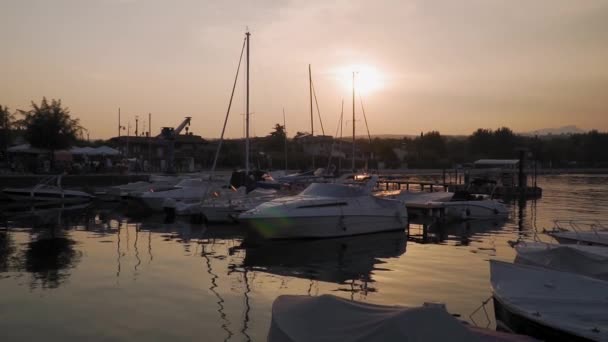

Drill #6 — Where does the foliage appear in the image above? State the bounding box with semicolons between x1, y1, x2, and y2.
1;105;16;154
264;123;287;152
19;98;82;150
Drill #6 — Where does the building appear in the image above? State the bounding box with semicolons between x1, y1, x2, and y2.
107;133;212;172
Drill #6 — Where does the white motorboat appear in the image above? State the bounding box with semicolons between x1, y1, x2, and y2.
106;179;182;200
545;220;608;246
397;190;508;220
135;178;220;211
515;241;608;280
490;259;608;341
268;294;536;342
239;175;407;239
2;175;94;203
168;187;280;223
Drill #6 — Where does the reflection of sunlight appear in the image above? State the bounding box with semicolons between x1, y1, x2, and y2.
332;64;386;95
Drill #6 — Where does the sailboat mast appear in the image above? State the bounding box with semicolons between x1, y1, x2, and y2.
352;72;356;172
283;107;287;171
309;64;314;168
245;31;251;175
339;99;344;171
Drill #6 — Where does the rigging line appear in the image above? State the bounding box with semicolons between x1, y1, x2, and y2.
326;100;344;171
311;78;325;136
203;36;246;202
359;95;372;145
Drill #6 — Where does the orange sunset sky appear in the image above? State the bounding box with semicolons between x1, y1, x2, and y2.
1;0;607;139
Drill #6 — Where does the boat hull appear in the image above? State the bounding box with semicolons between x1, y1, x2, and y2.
493;296;592;342
241;214;406;239
2;189;93;203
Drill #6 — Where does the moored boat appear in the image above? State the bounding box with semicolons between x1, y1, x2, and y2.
239;175;407;239
490;260;608;341
268;294;536;342
514;241;608;280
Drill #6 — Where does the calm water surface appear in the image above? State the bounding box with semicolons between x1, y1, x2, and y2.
1;174;608;341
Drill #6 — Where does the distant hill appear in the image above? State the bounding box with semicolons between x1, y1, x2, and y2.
520;125;585;136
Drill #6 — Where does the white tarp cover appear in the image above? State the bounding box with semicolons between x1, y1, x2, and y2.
94;145;120;155
268;294;480;342
515;242;608;280
490;260;608;341
71;146;120;156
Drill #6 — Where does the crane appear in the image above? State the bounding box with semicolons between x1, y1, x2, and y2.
160;117;191;173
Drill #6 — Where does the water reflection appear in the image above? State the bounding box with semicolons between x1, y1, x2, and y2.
408;218;508;245
0;230;15;273
240;231;407;295
23;233;81;289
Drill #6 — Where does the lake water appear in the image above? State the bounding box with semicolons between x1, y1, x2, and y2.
1;174;607;341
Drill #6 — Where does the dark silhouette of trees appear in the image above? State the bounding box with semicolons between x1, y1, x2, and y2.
0;105;15;158
19;97;81;151
265;123;286;152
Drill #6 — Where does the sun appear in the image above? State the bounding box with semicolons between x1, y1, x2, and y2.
332;64;385;96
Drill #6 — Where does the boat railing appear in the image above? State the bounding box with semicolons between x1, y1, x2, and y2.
550;219;608;239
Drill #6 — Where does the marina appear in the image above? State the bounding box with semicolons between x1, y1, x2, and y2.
2;2;608;340
1;174;607;341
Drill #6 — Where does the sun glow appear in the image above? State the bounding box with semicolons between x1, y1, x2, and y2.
332;64;386;95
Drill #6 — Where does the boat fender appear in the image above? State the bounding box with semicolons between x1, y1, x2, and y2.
493;208;499;215
465;208;471;217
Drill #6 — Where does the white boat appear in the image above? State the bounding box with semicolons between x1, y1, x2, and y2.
239;175;407;239
170;187;279;223
490;260;608;341
515;241;608;280
545;220;608;246
134;178;219;211
2;175;94;203
397;190;508;220
268;294;536;342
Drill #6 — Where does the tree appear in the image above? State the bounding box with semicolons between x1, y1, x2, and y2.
1;105;15;158
265;123;286;151
19;98;82;151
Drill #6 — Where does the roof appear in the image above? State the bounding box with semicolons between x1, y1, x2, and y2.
474;159;519;165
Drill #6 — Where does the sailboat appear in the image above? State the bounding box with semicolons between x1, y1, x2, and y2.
165;31;282;223
239;76;407;239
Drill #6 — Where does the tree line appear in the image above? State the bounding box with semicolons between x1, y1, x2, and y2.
2;98;607;170
1;98;82;157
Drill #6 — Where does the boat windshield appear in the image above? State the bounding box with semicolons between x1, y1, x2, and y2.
299;183;365;198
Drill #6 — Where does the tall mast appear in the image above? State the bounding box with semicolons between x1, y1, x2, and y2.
245;31;251;175
339;99;343;171
118;107;121;137
309;64;314;137
352;72;356;172
309;64;314;168
283;108;287;171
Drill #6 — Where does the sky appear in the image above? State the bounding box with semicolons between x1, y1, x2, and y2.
1;0;607;139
